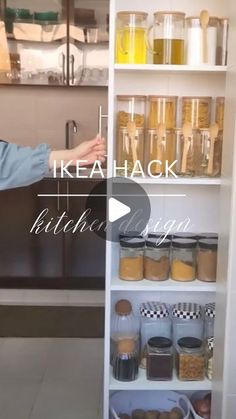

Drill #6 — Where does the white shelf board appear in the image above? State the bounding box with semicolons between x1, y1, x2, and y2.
115;64;227;74
111;278;216;292
116;177;221;185
110;368;212;391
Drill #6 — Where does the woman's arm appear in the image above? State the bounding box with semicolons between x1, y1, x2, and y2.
0;137;106;191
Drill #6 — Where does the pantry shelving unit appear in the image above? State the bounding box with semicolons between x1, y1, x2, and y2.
104;0;236;418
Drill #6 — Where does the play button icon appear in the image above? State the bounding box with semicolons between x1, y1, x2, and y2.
109;198;131;223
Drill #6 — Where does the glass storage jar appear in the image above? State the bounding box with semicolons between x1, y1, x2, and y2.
144;238;171;281
119;238;145;281
175;128;205;176
197;239;218;282
146;337;173;381
216;18;229;66
176;337;205;381
117;95;145;176
147;96;177;129
113;338;139;382
151;12;185;65
204;302;215;339
215;97;225;130
111;299;140;362
116;11;148;64
206;337;214;380
182;97;212;129
185;17;219;65
171;238;197;282
140;302;172;369
172;302;203;345
146;129;176;176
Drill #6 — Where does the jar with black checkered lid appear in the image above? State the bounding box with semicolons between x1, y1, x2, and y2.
205;302;215;339
140;302;172;369
172;302;204;346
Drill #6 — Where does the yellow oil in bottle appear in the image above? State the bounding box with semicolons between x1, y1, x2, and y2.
154;39;184;65
116;27;147;64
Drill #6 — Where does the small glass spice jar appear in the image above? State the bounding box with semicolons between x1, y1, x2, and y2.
205;302;215;339
176;337;205;381
206;337;214;380
182;96;212;129
113;338;139;382
171;238;197;282
144;238;171;281
172;302;203;345
140;302;172;368
119;238;145;281
197;239;218;282
146;337;173;381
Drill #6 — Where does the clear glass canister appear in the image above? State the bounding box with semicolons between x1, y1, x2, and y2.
216;18;229;65
215;97;225;130
144;238;171;281
146;337;173;381
111;299;140;362
152;12;185;64
204;302;215;339
146;129;176;176
119;238;145;281
140;302;172;369
176;337;205;381
182;97;212;129
185;17;219;65
117;95;145;176
171;238;197;281
206;337;214;380
197;239;218;282
202;128;222;177
172;302;204;345
176;128;205;176
147;96;177;129
116;11;148;64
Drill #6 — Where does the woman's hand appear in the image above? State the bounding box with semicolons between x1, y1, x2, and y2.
49;135;107;169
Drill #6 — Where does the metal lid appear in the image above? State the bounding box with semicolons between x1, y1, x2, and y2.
199;239;218;250
117;11;148;18
205;302;216;318
172;232;198;240
197;232;218;240
172;238;197;249
120;237;145;249
119;231;143;240
178;337;203;349
146;238;171;249
115;299;132;316
148;336;172;349
148;232;172;240
140;302;169;318
207;337;214;351
172;302;202;319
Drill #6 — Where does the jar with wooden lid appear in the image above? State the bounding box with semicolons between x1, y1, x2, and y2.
171;238;197;282
215;97;225;130
176;337;205;381
112;338;139;382
146;337;173;381
206;337;214;380
147;96;177;129
182;96;212;129
119;238;145;281
144;238;171;281
146;128;176;176
175;128;205;176
117;95;145;176
172;302;203;345
197;239;218;282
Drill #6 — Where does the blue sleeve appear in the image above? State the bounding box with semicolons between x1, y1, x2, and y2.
0;141;51;190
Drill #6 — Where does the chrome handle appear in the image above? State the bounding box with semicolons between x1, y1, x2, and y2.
57;181;60;212
98;105;108;137
66;181;70;212
59;52;66;85
70;54;75;85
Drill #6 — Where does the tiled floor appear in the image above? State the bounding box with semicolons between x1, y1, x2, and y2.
0;338;104;419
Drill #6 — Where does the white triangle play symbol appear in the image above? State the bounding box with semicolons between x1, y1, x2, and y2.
109;197;131;223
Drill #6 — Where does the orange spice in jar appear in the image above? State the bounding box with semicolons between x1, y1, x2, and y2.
119;238;145;281
171;239;197;282
197;239;218;282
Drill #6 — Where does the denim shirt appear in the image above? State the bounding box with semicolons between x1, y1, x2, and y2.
0;140;51;191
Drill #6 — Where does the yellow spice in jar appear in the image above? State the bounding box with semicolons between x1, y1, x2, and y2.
171;259;196;281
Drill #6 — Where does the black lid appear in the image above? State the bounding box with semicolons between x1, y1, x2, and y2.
120;237;145;248
172;238;197;249
146;238;171;249
148;232;172;240
172;232;198;240
197;232;218;240
119;231;143;239
198;239;218;250
178;337;202;349
148;336;172;348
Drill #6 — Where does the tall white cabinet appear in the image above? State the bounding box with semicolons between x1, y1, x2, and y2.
104;0;236;418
